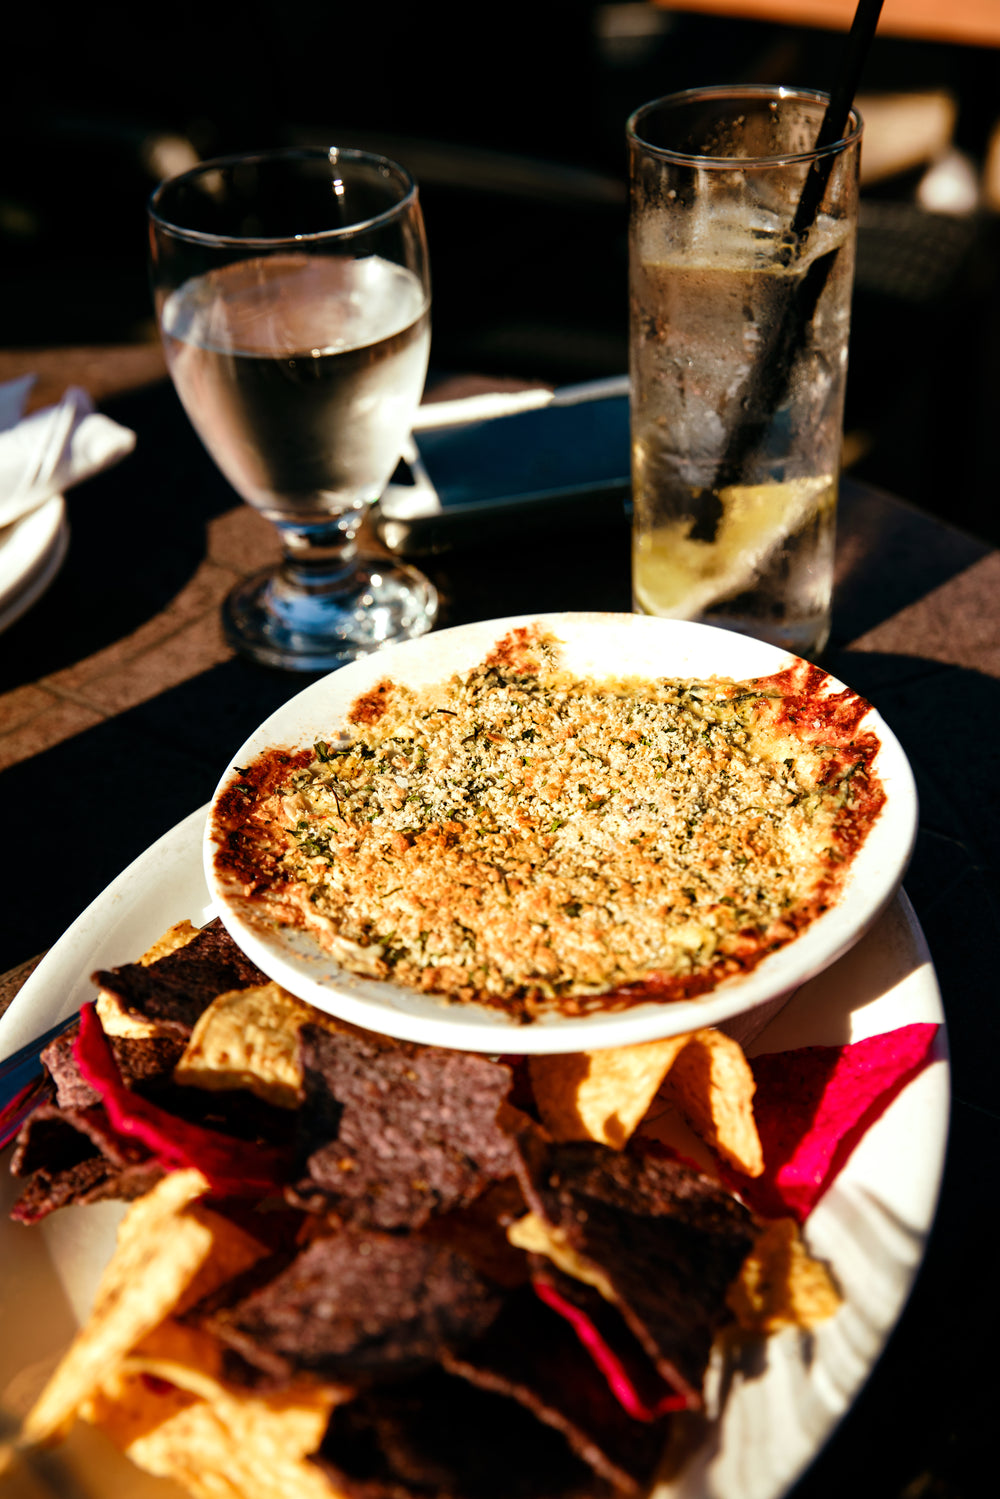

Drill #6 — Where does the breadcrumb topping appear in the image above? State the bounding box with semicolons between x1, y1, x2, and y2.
213;628;884;1019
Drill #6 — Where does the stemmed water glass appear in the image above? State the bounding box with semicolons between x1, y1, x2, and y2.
148;147;437;671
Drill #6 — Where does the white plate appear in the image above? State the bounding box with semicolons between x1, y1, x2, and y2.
0;495;68;633
0;803;947;1499
205;612;919;1054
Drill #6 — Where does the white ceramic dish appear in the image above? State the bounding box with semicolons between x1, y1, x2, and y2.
0;804;948;1499
0;495;68;633
204;612;919;1054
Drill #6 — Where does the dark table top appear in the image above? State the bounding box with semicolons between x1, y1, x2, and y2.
1;352;997;1499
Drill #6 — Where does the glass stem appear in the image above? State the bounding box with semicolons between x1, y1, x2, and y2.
273;509;366;600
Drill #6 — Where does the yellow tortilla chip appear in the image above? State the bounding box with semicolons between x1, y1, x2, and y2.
21;1170;212;1446
529;1035;690;1148
632;1092;723;1179
530;1028;763;1174
81;1373;200;1460
86;1370;341;1499
661;1028;764;1177
122;1333;353;1415
130;1319;230;1396
97;919;201;1039
175;983;337;1108
727;1217;842;1333
94;991;161;1041
139;920;202;966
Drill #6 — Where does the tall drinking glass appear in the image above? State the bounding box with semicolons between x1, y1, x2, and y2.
628;88;861;658
149;148;437;671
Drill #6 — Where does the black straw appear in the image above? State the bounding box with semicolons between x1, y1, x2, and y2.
704;0;884;504
790;0;886;245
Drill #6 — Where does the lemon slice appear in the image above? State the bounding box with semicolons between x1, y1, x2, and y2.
633;475;835;618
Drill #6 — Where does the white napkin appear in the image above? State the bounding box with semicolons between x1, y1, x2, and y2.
0;376;137;529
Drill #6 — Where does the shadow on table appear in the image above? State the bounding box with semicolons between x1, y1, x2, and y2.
830;478;989;651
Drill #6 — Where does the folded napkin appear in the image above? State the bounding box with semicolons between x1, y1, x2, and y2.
0;376;137;529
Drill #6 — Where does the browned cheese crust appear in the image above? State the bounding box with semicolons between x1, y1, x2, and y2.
212;627;885;1021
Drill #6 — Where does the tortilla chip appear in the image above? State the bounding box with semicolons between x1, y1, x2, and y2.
129;1318;353;1412
727;1217;841;1333
515;1138;756;1405
661;1029;764;1177
141;920;203;966
527;1270;690;1425
21;1168;212;1446
95;991;163;1041
75;1004;291;1196
93;920;268;1040
206;1229;503;1388
442;1285;671;1489
316;1367;602;1499
9;1100;166;1226
97;921;201;1039
631;1097;723;1180
40;1025;186;1111
86;1369;339;1499
81;1375;202;1469
130;1319;231;1395
175;983;337;1109
507;1212;616;1303
174;1205;272;1316
529;1036;690;1148
294;1027;516;1229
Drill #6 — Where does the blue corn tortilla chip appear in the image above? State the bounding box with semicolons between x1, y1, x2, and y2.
9;1102;164;1223
515;1136;756;1400
40;1022;186;1109
527;1258;688;1421
310;1366;612;1499
291;1027;518;1229
205;1229;504;1387
441;1286;666;1495
416;1180;532;1291
9;1024;185;1222
10;1010;293;1222
92;918;268;1037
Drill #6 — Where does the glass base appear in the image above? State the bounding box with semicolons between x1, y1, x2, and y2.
634;600;830;662
687;609;830;661
223;556;438;672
